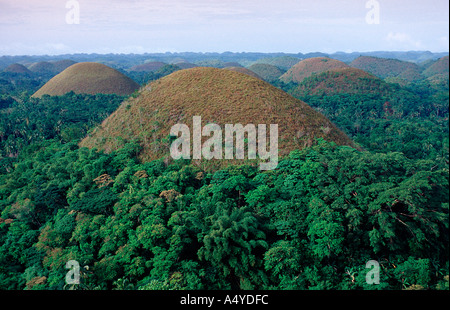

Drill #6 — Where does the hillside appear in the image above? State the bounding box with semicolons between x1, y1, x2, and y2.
129;62;167;72
32;62;140;98
51;59;77;73
173;62;198;69
27;61;57;75
350;56;423;82
80;67;355;169
422;56;449;78
280;57;350;83
291;67;394;97
224;66;262;79
253;56;301;71
3;63;32;75
247;63;285;82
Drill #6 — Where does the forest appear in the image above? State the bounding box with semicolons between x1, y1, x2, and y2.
0;58;448;291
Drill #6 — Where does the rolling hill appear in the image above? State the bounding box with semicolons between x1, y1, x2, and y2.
224;66;262;79
247;63;285;82
350;56;423;82
422;55;449;78
253;56;301;71
32;62;140;98
51;59;77;73
80;67;356;170
280;57;350;83
291;67;394;97
173;62;198;69
3;63;32;75
27;61;57;75
129;62;167;72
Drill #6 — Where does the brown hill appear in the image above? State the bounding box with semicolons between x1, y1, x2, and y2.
254;56;301;71
32;62;140;98
51;59;77;73
291;67;394;97
80;67;356;170
174;62;198;70
224;67;262;79
247;63;285;82
422;56;449;78
350;56;423;81
28;61;57;75
3;63;32;74
129;62;167;72
280;57;350;83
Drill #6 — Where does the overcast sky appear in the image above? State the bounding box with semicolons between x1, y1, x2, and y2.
0;0;448;55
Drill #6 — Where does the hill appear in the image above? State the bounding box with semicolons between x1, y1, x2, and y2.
350;56;423;82
253;56;301;71
247;63;285;82
129;62;167;72
31;62;140;98
280;57;350;83
422;56;449;78
173;62;198;69
51;59;77;73
80;67;355;169
3;63;32;75
224;66;262;79
27;61;57;75
291;67;393;97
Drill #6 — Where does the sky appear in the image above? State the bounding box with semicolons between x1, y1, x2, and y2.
0;0;448;55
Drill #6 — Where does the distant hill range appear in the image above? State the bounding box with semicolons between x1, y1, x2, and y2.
1;51;447;72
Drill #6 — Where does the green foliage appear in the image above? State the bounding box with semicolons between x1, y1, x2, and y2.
0;139;447;290
0;63;448;290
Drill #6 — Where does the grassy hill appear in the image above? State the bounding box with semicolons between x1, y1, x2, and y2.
173;62;198;69
80;67;355;170
280;57;350;83
224;66;262;79
350;56;423;82
27;61;57;75
252;56;301;71
422;56;449;78
51;59;77;73
291;67;393;97
129;62;167;72
247;63;285;82
3;63;32;75
32;62;140;98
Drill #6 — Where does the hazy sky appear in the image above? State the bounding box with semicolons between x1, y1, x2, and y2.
0;0;448;55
